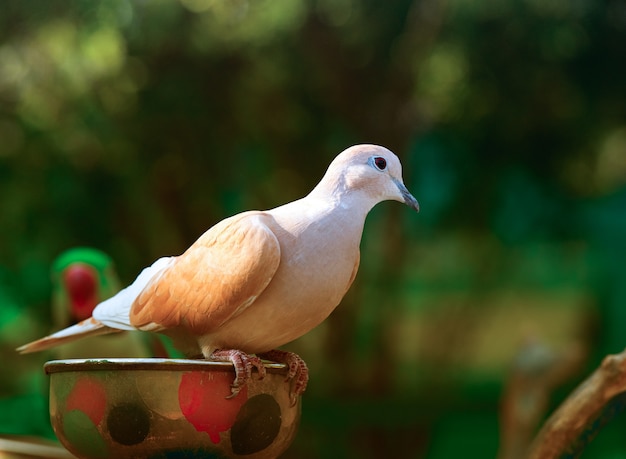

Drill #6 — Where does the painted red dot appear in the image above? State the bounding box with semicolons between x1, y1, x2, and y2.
66;377;107;427
178;371;247;444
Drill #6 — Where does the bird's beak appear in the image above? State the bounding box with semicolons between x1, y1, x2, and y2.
393;178;420;212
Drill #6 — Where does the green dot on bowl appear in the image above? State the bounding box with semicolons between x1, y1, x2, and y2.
63;409;108;458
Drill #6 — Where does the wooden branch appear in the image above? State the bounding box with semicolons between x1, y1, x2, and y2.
498;340;585;459
527;347;626;459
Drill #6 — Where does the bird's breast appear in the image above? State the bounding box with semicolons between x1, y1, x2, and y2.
205;208;364;352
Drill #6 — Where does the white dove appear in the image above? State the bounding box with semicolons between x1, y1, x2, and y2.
18;144;419;398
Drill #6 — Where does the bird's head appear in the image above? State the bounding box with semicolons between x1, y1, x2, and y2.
51;248;122;326
317;144;419;212
63;263;99;321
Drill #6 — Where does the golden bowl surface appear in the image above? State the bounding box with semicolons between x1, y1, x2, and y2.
45;358;300;459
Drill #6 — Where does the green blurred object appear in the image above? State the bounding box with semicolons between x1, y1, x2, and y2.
48;247;153;360
50;247;121;329
0;395;54;440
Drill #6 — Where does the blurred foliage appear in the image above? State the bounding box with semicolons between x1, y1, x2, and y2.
0;0;626;457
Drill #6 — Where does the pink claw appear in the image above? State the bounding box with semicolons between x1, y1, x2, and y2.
259;349;309;404
210;349;267;398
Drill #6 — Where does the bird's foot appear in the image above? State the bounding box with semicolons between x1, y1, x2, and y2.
258;349;308;405
209;349;267;399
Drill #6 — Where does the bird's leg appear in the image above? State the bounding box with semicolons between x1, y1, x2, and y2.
209;349;267;399
258;349;309;404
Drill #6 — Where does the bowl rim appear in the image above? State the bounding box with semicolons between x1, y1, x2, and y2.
44;358;288;374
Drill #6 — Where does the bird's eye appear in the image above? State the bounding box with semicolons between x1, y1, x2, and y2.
373;156;387;171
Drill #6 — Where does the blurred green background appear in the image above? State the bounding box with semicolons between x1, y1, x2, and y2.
1;0;625;457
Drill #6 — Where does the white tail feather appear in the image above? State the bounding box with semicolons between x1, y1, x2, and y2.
16;318;120;354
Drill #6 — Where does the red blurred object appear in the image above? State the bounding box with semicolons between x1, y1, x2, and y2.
63;264;98;322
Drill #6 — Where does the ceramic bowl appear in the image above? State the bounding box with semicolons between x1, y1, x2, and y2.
45;358;300;459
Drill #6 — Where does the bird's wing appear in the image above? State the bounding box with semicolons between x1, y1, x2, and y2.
129;212;281;335
92;256;175;330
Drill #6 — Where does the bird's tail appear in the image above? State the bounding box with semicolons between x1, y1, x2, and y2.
16;318;121;354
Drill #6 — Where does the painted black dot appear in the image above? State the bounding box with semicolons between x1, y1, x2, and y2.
106;402;150;446
230;394;281;455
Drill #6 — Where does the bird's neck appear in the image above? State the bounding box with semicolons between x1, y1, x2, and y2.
269;183;371;239
307;178;377;219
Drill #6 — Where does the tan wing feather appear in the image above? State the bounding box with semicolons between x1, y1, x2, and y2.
130;212;281;335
